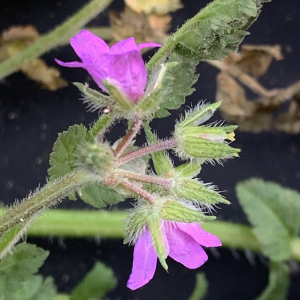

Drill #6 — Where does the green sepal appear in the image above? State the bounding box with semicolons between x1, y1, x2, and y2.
174;178;230;205
174;162;202;178
102;79;134;111
148;215;168;271
180;102;221;127
73;82;114;111
159;200;216;223
136;62;176;118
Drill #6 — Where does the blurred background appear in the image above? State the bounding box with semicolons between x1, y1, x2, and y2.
0;0;300;299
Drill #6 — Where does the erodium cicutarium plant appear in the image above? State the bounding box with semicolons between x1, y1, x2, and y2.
0;0;274;296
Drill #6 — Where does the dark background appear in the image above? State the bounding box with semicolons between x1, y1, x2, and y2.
0;0;300;299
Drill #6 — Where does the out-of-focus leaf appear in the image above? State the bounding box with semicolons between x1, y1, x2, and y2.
236;178;300;261
187;273;208;300
124;0;182;14
0;26;67;90
70;261;117;300
14;276;57;300
0;243;49;299
255;261;289;300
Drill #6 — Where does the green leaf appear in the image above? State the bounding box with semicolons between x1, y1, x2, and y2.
0;243;49;299
79;183;125;208
236;178;300;261
48;124;93;199
187;273;208;300
154;53;199;118
255;261;289;300
175;0;270;61
70;261;117;300
14;276;57;300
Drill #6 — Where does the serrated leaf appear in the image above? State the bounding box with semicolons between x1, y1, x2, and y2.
48;124;93;200
187;273;208;300
175;0;268;61
80;183;125;208
255;261;289;300
236;178;300;261
154;52;199;118
14;276;57;300
0;243;49;299
70;261;117;300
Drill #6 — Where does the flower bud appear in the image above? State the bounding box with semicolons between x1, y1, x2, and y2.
173;178;230;206
174;124;240;162
159;200;216;223
77;142;117;178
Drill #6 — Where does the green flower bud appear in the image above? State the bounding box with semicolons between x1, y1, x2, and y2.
174;162;202;178
77;142;117;178
174;125;240;162
173;178;230;206
159;200;216;223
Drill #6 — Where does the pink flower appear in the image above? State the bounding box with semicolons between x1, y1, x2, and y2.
55;30;161;103
127;221;221;290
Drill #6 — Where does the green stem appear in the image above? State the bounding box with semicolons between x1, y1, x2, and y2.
0;0;113;80
0;171;94;237
15;209;300;262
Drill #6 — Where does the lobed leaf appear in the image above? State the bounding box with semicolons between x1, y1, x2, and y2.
236;178;300;261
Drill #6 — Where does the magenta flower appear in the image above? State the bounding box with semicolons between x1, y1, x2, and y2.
127;221;221;290
55;30;161;103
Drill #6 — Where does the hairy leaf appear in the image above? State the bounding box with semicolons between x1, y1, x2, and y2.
175;0;271;61
154;52;199;117
255;261;289;300
236;178;300;261
70;261;117;300
0;243;49;299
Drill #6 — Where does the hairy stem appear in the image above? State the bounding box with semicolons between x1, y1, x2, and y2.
114;117;142;158
0;0;113;80
116;169;174;188
119;180;155;204
0;171;94;238
119;138;177;165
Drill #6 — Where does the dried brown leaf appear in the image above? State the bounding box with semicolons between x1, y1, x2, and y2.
274;94;300;134
125;0;182;14
109;6;170;45
223;44;283;77
0;25;67;91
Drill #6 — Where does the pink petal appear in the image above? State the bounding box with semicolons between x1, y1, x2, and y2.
167;226;208;269
111;37;138;53
177;222;222;247
110;52;147;102
70;30;110;62
55;59;84;68
137;42;161;51
127;229;157;290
